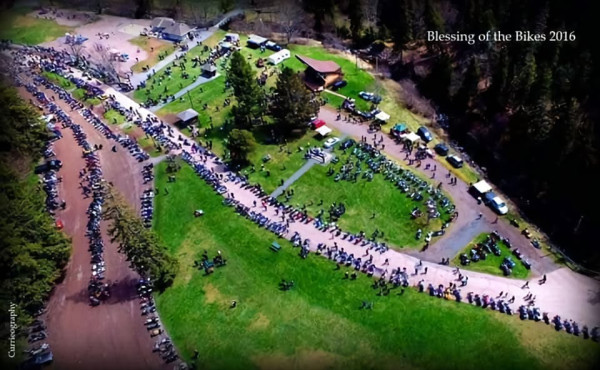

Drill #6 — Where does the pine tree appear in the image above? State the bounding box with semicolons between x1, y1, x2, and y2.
348;0;363;45
453;58;481;112
228;51;266;129
270;67;319;137
226;129;256;165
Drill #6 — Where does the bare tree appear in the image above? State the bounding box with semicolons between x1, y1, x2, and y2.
92;42;120;83
279;0;303;45
67;39;86;65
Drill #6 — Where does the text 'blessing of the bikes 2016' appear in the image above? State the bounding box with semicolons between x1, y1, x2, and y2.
427;30;577;45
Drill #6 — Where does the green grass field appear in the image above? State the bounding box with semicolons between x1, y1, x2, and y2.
42;71;73;89
0;8;73;45
104;109;126;125
275;145;448;248
153;161;599;370
129;36;177;73
452;233;531;279
72;88;101;106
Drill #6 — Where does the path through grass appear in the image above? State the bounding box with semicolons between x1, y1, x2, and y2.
153;161;599;370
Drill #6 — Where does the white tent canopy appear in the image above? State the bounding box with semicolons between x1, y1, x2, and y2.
375;111;390;121
316;125;332;136
472;180;492;194
402;132;421;143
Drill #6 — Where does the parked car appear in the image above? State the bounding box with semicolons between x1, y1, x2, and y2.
323;137;340;149
488;195;509;215
434;143;449;156
446;155;463;168
265;41;281;51
34;160;62;174
331;80;347;90
340;139;355;150
357;110;374;120
417;126;433;142
358;91;382;104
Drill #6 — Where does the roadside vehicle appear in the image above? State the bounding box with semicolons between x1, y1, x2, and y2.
434;143;449;156
417;126;433;142
34;159;62;174
446;155;463;168
359;91;382;104
340;139;355;150
331;80;347;90
265;41;282;51
323;137;340;149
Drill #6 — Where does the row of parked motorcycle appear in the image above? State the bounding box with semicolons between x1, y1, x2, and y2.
24;319;54;366
137;278;179;363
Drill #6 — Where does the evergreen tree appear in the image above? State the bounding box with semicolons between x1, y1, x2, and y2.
103;188;178;290
348;0;363;45
418;52;452;109
226;129;256;165
424;0;444;33
270;67;319;137
453;58;481;112
228;51;266;129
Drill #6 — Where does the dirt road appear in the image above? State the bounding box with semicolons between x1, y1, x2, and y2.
20;86;167;370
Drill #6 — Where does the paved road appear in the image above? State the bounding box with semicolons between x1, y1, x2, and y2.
148;73;220;112
317;108;559;275
101;86;600;329
129;29;213;88
17;85;168;370
130;9;244;88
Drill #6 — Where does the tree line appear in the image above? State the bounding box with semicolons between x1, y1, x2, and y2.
102;187;178;291
388;0;598;268
0;84;71;324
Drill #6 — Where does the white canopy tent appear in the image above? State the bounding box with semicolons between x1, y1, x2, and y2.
375;111;390;122
316;125;332;136
402;132;421;143
472;180;492;194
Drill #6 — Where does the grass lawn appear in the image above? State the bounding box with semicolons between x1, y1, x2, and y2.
0;7;73;45
276;145;450;248
452;233;531;279
152;161;600;370
242;130;334;194
104;109;126;125
138;136;164;157
72;88;101;106
42;71;73;90
129;36;177;73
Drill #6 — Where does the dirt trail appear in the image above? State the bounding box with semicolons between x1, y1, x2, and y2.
19;86;167;370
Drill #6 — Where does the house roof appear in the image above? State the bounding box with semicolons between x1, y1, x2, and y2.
163;22;192;37
151;17;174;29
295;55;341;74
247;34;267;45
201;64;217;72
177;108;199;122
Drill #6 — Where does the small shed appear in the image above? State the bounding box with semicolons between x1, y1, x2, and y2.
247;34;268;49
162;22;192;42
201;64;217;78
177;108;199;127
